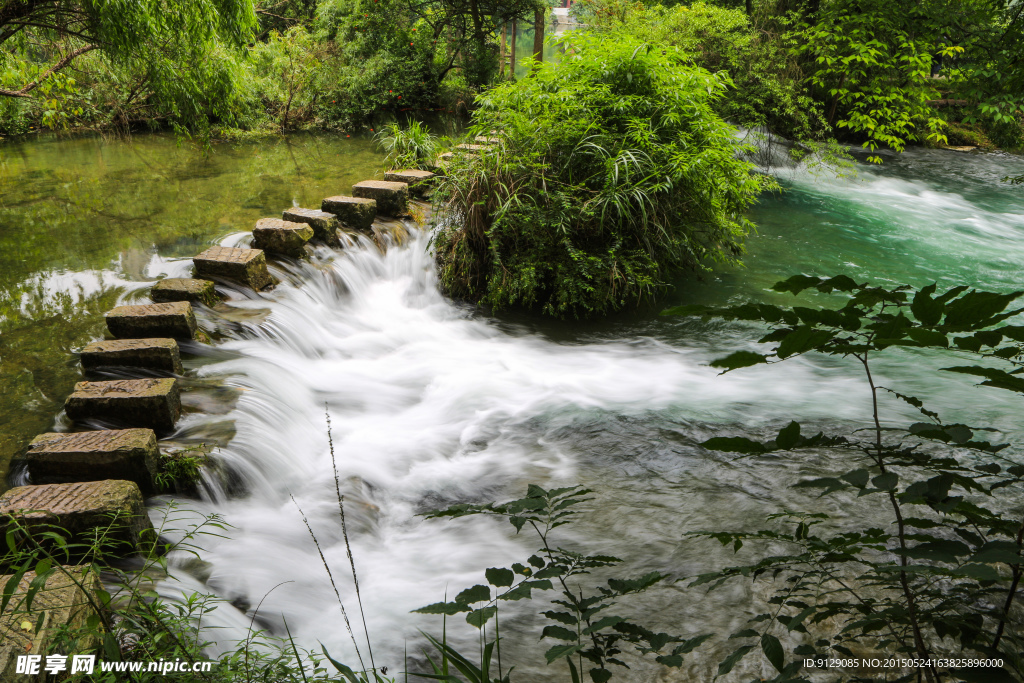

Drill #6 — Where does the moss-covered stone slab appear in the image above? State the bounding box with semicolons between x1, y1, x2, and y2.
105;301;198;341
151;277;219;307
0;566;101;682
0;480;153;555
193;246;272;290
81;338;183;375
455;144;489;154
283;207;342;244
352;180;409;217
25;429;159;493
253;218;315;258
64;378;180;433
384;169;436;198
322;195;376;232
474;136;501;144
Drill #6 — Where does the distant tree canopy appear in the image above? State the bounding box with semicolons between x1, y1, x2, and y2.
0;0;257;98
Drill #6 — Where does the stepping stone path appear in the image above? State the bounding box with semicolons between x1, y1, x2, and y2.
322;195;376;232
474;136;501;145
81;338;183;374
0;480;154;554
10;168;436;602
384;169;436;198
455;144;489;154
0;566;101;682
253;217;314;257
64;378;180;433
283;207;341;244
151;277;218;307
194;246;272;290
106;301;198;341
24;429;159;493
352;180;409;217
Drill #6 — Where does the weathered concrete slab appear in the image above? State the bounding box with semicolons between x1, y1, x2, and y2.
26;429;159;493
253;218;315;257
0;566;101;682
151;277;218;307
81;338;183;375
0;480;154;555
105;301;198;341
384;169;436;197
352;180;409;217
474;136;501;145
322;196;376;232
455;144;489;154
283;207;341;244
65;378;180;433
193;246;273;290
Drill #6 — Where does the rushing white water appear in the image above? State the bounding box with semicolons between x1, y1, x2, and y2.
147;147;1024;680
149;226;873;673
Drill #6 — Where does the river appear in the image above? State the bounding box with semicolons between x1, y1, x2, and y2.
1;133;1023;680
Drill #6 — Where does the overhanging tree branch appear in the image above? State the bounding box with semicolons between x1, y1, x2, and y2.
0;43;97;98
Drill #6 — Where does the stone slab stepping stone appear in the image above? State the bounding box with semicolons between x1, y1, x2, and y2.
474;136;501;144
193;246;272;290
151;277;218;307
0;566;100;681
106;301;198;341
253;217;315;257
352;180;409;217
0;480;154;555
65;378;180;433
322;195;376;232
283;207;341;244
24;429;159;493
81;338;183;375
455;143;489;154
384;169;436;197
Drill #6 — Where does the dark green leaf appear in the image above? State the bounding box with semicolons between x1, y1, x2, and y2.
775;421;801;450
761;633;785;673
717;645;753;676
709;351;768;372
486;567;515;587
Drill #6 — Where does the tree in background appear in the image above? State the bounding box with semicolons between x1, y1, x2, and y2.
0;0;258;134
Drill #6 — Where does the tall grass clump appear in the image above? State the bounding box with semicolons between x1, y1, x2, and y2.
375;121;441;171
431;33;773;319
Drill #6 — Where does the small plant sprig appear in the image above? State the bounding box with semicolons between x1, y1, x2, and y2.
666;275;1024;682
415;485;711;683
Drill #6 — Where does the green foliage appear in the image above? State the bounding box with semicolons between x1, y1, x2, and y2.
432;33;770;318
375;121;441;170
418;485;710;682
155;444;211;493
665;275;1024;680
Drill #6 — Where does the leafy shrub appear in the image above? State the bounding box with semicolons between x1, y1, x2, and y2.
374;120;441;170
431;33;770;318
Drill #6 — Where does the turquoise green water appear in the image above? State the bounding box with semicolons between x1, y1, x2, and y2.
0;133;383;482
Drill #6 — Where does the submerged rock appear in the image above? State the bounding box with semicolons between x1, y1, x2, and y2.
25;429;159;494
64;378;181;433
81;338;183;375
193;246;273;290
322;195;376;232
253;218;315;257
352;180;409;217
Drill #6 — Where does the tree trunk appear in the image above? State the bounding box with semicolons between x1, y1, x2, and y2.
533;8;544;65
510;20;517;77
500;23;507;79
